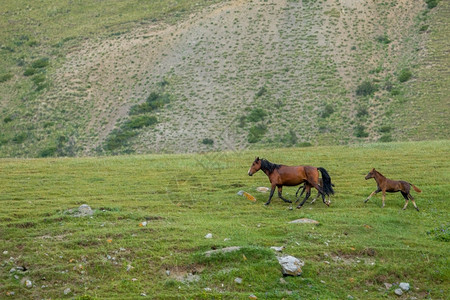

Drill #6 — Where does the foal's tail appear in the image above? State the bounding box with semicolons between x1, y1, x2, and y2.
411;183;422;193
318;167;334;196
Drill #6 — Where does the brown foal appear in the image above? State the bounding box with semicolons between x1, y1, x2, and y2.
364;168;421;211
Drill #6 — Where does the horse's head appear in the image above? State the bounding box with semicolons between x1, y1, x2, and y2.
248;157;262;176
365;168;376;180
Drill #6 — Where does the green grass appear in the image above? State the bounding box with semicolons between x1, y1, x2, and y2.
1;141;449;299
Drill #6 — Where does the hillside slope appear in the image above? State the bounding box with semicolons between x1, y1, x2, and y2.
0;0;448;157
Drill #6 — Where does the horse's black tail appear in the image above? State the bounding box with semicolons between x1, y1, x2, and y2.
318;167;334;196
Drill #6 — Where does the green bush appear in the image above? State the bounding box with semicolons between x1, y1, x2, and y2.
201;138;214;145
0;73;13;83
38;146;57;158
321;104;334;118
104;129;138;151
31;57;49;69
398;68;412;83
246;108;267;122
255;86;267;98
379;125;392;133
23;67;37;76
425;0;440;9
375;34;391;44
130;92;170;115
354;125;369;138
124;115;157;130
356;107;368;119
248;124;267;143
356;80;377;96
12;132;27;143
378;134;392;142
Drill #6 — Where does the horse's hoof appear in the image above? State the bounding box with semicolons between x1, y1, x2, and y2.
296;205;303;209
364;199;369;203
287;200;292;203
416;208;420;212
264;203;270;206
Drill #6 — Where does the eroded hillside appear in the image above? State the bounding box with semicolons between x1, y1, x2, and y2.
0;0;447;156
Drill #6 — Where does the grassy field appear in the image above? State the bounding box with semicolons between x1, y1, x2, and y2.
1;141;449;299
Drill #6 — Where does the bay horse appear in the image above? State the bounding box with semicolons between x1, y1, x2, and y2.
364;168;421;211
247;157;334;208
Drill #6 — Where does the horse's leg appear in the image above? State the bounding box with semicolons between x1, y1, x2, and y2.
277;186;292;203
296;184;311;209
408;193;419;211
401;192;409;210
364;188;381;203
381;190;386;208
265;185;276;206
295;184;305;203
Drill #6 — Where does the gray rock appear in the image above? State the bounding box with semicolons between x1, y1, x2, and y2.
277;255;304;276
204;233;213;239
394;288;403;296
234;277;243;284
76;204;93;217
204;246;241;257
384;282;392;289
63;288;71;295
399;282;410;291
288;218;319;224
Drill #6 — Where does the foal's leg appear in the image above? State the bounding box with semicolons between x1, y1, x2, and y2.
408;193;419;211
364;188;381;203
296;184;311;209
277;186;292;203
401;192;409;210
381;190;386;208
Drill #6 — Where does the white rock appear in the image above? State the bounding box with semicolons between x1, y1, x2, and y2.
204;287;212;292
289;218;319;224
63;288;71;295
204;233;213;239
384;283;392;289
234;277;243;284
3;250;8;255
394;288;403;296
256;187;269;193
277;255;304;276
399;282;410;291
270;246;284;252
25;280;32;288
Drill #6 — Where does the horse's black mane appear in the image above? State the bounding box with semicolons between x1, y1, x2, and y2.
260;159;282;174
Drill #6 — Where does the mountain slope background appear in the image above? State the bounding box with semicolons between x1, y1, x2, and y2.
0;0;448;157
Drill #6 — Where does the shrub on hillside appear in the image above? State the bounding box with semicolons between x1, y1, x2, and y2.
246;108;267;122
354;124;369;138
0;73;13;83
398;68;413;83
321;104;334;118
31;58;49;69
202;138;214;145
356;80;377;96
130;92;170;115
425;0;440;9
124;115;158;130
248;124;267;143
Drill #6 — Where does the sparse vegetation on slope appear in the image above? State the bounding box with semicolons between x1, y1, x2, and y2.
0;0;448;157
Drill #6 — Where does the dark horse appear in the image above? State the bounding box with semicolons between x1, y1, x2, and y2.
364;168;421;211
247;157;334;208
